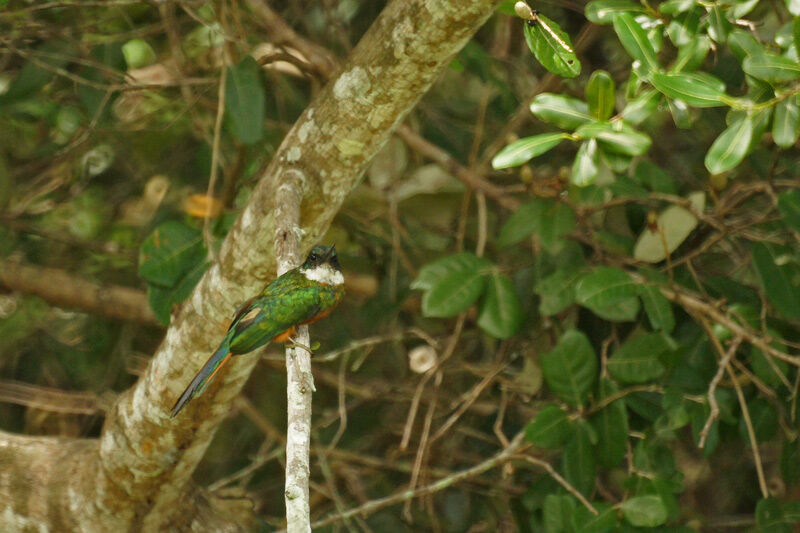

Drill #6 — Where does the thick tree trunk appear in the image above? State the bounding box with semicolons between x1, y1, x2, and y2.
0;0;501;530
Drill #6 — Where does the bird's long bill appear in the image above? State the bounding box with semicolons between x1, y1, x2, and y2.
170;345;231;417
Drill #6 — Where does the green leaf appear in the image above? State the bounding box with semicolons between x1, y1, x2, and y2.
728;29;764;61
411;253;489;290
491;133;569;169
0;41;75;103
794;15;800;52
122;39;157;69
781;439;800;485
541;329;598;407
621;89;661;125
633;160;677;194
637;284;675;332
673;35;711;72
634;191;705;262
525;405;574;448
620;496;668;527
571;139;600;187
416;254;492;317
613;13;660;72
594;123;652;156
607;333;671;383
592;378;629;468
744;53;800;83
586;70;616;121
562;421;597;496
750;242;800;319
772;97;800;148
530;93;593;129
535;268;582;316
704;115;754;174
139;221;206;287
791;0;800;16
778;189;800;231
750;341;790;389
585;0;644;24
756;498;794;533
148;260;209;325
477;272;524;339
575;267;638;309
225;56;266;145
498;199;574;249
649;71;728;107
707;5;731;43
523;13;582;78
544;495;577;533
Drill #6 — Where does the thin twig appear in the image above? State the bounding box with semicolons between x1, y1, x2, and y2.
698;337;743;449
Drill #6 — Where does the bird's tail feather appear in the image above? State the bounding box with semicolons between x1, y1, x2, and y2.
170;344;232;417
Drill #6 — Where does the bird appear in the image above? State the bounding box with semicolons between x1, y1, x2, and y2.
170;244;345;417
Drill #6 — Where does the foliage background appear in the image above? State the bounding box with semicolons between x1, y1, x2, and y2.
1;0;800;530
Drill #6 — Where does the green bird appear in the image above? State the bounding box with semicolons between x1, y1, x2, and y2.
170;245;345;417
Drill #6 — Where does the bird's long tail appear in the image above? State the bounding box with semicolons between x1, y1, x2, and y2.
170;343;232;417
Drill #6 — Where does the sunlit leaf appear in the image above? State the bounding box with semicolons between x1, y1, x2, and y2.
704;114;753;174
620;496;668;527
491;132;570;169
772;97;800;148
650;71;728;107
571;139;600;186
613;13;660;72
530;93;593;129
707;5;731;43
585;0;644;24
743;53;800;83
586;70;616;120
634;191;705;262
621;89;661;125
523;13;582;78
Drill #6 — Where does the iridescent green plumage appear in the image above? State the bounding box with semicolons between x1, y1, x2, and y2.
170;245;344;417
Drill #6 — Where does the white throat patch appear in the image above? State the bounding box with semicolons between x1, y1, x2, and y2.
303;264;344;285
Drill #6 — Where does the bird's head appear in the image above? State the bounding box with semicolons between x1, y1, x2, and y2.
301;245;343;285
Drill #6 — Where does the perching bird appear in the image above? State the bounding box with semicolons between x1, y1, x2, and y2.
170;245;345;417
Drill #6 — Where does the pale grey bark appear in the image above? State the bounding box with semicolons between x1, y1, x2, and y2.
0;0;502;530
273;170;313;532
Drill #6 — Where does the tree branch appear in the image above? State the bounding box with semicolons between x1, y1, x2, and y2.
0;258;159;326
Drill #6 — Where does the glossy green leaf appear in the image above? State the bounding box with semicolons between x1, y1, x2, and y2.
794;16;800;52
147;260;208;325
594;124;652;156
498;201;539;247
620;496;668;527
538;201;577;251
659;0;696;15
743;53;800;83
525;405;574;448
415;254;491;317
586;70;616;120
778;189;800;231
704;115;753;174
756;498;795;533
607;333;671;383
637;284;675;332
477;272;524;339
498;198;573;248
541;330;598;407
523;13;582;78
650;71;728;107
412;253;481;291
592;378;629;468
621;89;661;125
139;221;206;287
772;97;800;148
613;13;660;72
728;29;764;61
562;421;597;496
225;56;266;145
667;97;693;128
122;39;157;69
491;133;569;169
575;267;637;309
585;0;644;24
634;191;705;262
707;6;731;43
530;93;593;129
535;268;582;316
673;35;711;72
571;139;600;187
750;242;800;319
